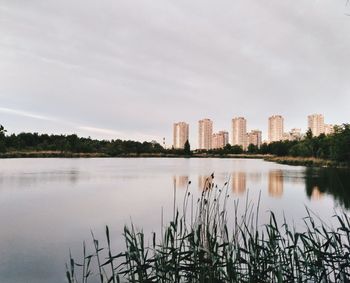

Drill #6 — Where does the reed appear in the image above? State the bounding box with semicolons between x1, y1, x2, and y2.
66;175;350;282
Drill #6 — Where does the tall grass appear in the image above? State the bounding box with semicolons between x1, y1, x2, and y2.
66;175;350;282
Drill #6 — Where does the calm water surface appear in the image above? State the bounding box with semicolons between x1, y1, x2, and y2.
0;158;349;283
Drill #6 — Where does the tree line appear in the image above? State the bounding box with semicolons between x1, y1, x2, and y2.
0;125;164;156
260;125;350;163
202;124;350;164
0;124;349;162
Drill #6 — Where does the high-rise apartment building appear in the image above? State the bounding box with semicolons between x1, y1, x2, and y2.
290;128;302;140
247;130;262;148
268;115;284;143
308;114;325;137
324;124;335;135
212;131;229;149
173;122;189;149
283;128;302;141
232;117;247;149
198;119;213;150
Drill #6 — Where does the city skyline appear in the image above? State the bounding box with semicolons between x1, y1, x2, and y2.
173;113;338;149
0;1;349;148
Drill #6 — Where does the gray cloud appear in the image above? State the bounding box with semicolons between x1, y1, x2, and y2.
0;0;349;147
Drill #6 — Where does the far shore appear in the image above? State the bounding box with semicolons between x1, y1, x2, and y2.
1;150;349;169
0;150;268;159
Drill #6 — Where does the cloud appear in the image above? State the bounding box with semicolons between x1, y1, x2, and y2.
77;126;122;137
0;107;59;122
0;0;349;147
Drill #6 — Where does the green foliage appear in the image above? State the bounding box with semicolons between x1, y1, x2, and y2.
330;124;350;162
260;125;350;164
268;140;297;156
184;140;191;156
67;180;350;282
1;124;350;163
231;144;243;154
247;143;258;154
0;124;6;135
0;131;165;156
0;124;6;153
289;142;312;157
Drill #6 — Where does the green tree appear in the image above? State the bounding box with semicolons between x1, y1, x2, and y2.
330;124;350;163
231;145;243;154
184;140;191;155
247;144;258;154
0;125;7;153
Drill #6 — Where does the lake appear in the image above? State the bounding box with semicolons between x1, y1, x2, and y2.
0;158;349;283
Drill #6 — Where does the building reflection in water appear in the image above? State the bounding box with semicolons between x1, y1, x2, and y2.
231;172;246;195
173;175;189;189
248;172;262;184
311;186;324;200
268;170;284;198
198;175;214;191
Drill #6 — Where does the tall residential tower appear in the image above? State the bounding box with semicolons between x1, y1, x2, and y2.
308;114;325;137
212;131;229;149
173;122;189;149
198;119;213;150
247;130;262;148
232;117;247;149
268;115;284;143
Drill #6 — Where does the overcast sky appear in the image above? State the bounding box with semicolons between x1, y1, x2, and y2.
0;0;349;147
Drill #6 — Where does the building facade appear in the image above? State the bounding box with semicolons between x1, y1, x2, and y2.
198;119;213;150
246;129;262;148
212;131;229;149
308;114;325;137
232;117;247;149
324;124;335;135
282;128;302;141
268;115;284;143
289;128;302;140
173;122;189;149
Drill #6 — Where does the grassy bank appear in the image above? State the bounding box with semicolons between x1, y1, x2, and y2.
0;150;109;158
264;156;345;168
67;178;350;282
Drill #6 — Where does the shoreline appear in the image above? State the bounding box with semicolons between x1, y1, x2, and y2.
1;150;348;168
263;156;350;168
0;151;268;159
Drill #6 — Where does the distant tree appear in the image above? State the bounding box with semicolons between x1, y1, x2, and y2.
306;128;313;139
0;125;6;135
247;144;258;154
0;125;6;153
330;124;350;163
259;143;270;154
289;142;312;157
184;140;191;155
231;145;243;154
269;141;295;156
223;144;232;152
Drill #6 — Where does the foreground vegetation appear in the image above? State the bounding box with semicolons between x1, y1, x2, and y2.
0;124;349;165
67;178;350;282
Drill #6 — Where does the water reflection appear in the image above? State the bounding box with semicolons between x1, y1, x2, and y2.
248;172;262;184
173;175;189;189
0;169;80;189
231;172;246;195
268;170;283;198
1;158;350;283
305;168;350;208
311;186;324;200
